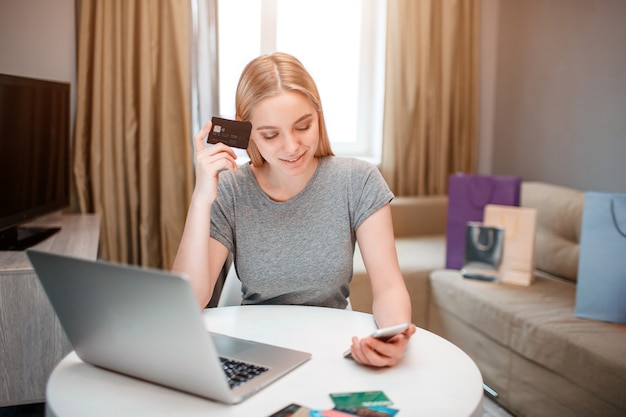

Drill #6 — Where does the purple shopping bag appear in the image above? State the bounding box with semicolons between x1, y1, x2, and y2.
446;173;522;269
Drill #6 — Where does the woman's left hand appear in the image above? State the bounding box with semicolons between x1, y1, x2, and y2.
348;324;417;368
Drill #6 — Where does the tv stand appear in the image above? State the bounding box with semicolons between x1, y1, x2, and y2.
0;213;100;407
0;225;62;250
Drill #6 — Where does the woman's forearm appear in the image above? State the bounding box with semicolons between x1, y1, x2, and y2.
371;280;412;328
172;194;215;306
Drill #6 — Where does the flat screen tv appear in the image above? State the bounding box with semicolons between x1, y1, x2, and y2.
0;73;70;250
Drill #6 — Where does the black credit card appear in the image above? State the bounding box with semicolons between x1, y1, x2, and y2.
207;117;252;149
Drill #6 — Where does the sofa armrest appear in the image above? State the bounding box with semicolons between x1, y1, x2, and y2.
391;195;448;238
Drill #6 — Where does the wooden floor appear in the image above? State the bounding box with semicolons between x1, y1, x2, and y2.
1;396;516;417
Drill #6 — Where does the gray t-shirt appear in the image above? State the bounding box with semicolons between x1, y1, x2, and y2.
210;156;393;309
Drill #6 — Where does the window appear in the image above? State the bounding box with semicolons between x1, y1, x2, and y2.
217;0;387;163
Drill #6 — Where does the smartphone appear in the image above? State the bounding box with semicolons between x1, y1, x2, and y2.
370;323;410;341
206;117;252;149
343;323;410;358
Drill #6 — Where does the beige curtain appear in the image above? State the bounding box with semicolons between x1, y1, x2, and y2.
74;0;194;268
381;0;479;196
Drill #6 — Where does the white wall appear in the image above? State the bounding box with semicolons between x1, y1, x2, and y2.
488;0;626;194
0;0;76;116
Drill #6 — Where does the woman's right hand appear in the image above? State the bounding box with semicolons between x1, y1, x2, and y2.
192;121;240;203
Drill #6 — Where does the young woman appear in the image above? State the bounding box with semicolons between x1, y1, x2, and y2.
173;52;415;367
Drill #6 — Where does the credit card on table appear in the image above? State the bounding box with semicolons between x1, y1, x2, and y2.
331;407;398;417
206;117;252;149
267;403;312;417
330;391;393;408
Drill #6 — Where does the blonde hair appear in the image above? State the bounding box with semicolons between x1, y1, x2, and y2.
235;52;334;167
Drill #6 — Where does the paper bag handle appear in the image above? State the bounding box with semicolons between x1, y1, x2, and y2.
470;225;496;251
498;212;519;237
611;198;626;238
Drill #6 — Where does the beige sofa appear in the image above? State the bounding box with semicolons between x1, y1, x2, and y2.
350;182;626;417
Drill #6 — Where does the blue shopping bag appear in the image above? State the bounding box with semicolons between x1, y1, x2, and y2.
575;191;626;324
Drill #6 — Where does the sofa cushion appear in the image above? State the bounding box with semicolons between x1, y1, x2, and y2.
521;182;584;282
429;269;626;411
510;289;626;412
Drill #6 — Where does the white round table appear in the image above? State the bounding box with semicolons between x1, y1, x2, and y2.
45;305;483;416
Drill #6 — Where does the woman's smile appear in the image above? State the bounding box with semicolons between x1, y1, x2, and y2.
280;152;305;164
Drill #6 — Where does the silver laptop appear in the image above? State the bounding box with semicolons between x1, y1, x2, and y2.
26;249;311;404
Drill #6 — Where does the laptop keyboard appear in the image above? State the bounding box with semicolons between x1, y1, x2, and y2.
220;357;269;389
